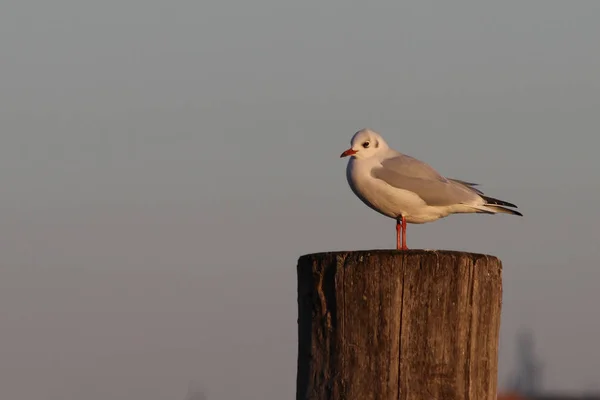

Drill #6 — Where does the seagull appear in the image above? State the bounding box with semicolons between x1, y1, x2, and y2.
340;128;522;250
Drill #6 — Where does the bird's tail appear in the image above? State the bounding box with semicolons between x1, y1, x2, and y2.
481;196;523;217
464;194;523;216
480;195;523;216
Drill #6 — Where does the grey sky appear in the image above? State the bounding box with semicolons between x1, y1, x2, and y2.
1;1;599;399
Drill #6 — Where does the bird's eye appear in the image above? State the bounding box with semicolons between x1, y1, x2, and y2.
362;141;370;148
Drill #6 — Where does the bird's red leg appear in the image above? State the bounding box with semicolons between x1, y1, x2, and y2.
401;215;408;250
396;217;402;250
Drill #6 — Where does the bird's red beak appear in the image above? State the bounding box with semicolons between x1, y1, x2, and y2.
340;148;357;158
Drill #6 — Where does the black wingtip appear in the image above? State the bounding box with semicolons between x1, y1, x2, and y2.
486;205;523;217
510;209;524;217
481;195;519;209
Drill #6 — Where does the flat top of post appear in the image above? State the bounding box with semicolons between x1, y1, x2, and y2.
298;249;500;263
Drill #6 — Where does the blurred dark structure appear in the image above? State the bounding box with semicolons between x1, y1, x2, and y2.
499;329;600;400
183;381;207;400
507;328;544;396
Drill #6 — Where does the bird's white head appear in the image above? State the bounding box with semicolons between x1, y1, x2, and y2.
340;128;389;160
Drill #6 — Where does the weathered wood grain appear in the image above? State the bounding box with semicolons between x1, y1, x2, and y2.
296;250;502;400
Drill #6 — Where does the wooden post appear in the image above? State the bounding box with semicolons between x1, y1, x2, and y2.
296;250;502;400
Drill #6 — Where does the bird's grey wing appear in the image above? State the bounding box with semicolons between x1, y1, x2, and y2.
373;155;481;206
381;153;449;182
448;178;484;195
